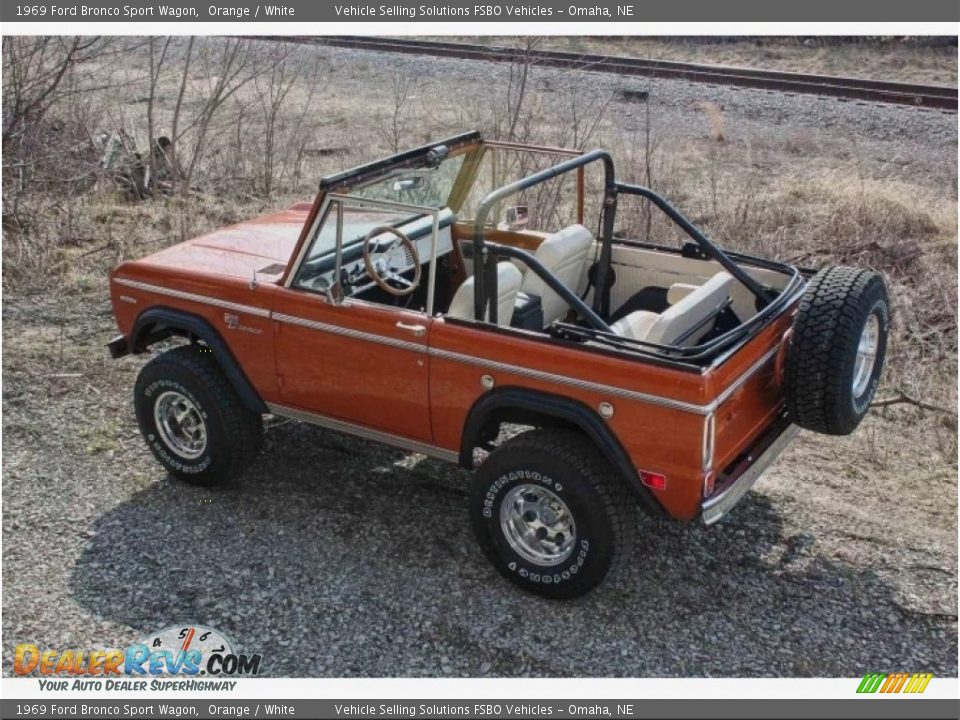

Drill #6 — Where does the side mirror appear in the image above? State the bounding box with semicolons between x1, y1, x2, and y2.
504;205;529;230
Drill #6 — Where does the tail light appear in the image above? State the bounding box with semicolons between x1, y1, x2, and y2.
703;471;716;498
639;469;667;491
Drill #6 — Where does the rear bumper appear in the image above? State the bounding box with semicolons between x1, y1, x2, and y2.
106;334;129;359
701;419;800;525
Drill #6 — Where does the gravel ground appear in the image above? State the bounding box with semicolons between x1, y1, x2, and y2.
2;290;956;677
2;43;957;678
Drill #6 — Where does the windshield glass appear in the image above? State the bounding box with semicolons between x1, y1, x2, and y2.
352;153;465;207
306;206;409;262
305;153;465;261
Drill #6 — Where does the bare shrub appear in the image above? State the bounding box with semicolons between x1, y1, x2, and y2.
2;36;110;146
2;37;115;216
1;37;309;286
177;39;260;194
375;71;416;155
696;100;725;142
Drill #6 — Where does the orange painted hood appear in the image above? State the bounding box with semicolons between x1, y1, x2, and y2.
131;202;313;282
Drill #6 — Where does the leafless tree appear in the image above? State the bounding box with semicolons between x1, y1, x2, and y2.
2;36;114;211
253;45;298;196
145;37;172;193
2;36;107;146
504;37;542;142
376;71;415;154
168;36;194;194
179;39;249;193
170;39;288;196
285;56;325;191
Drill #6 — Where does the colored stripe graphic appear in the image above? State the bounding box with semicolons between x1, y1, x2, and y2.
857;673;885;693
910;673;934;693
857;673;933;694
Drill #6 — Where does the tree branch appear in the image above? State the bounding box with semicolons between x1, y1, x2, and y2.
871;391;955;415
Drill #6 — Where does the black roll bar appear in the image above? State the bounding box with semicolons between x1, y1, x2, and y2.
469;148;776;329
615;182;775;306
472;149;617;326
485;243;611;332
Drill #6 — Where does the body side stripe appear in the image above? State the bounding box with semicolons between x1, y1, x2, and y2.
117;278;779;417
113;277;271;318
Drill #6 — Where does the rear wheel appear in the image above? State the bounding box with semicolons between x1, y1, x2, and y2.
785;266;890;435
134;344;263;486
469;429;635;599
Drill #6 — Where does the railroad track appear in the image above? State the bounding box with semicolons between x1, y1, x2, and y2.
264;35;958;112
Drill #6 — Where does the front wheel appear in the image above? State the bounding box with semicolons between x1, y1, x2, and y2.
469;429;636;599
134;344;263;486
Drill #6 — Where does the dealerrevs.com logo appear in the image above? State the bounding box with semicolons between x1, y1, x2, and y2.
14;625;262;688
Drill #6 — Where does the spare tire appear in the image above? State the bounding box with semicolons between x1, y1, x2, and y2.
784;266;890;435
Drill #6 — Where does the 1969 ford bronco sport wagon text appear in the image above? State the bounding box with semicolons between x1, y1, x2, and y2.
108;132;889;598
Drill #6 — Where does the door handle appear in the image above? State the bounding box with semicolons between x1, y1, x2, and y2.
396;321;426;337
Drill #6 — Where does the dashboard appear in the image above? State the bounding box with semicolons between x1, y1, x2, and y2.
298;211;455;297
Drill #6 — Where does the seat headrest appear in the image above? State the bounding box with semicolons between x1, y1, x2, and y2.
534;224;593;261
667;282;699;305
646;272;734;346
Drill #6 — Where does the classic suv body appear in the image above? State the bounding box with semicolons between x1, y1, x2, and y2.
110;205;796;522
109;132;887;598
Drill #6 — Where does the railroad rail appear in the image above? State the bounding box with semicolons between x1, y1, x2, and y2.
262;35;958;112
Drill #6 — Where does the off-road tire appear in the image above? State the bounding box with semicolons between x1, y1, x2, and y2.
784;266;890;435
134;344;263;486
469;429;636;600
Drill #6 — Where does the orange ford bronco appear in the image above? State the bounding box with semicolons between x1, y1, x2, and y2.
108;132;889;598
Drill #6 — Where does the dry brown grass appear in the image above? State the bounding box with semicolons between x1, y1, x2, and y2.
696;101;726;142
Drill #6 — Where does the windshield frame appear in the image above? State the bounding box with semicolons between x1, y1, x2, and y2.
286;192;446;315
283;133;481;288
318;131;481;196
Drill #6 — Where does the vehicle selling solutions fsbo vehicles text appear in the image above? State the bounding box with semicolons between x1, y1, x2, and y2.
334;4;558;17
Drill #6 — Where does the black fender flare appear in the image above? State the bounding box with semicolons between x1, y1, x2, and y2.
132;306;267;414
459;386;665;517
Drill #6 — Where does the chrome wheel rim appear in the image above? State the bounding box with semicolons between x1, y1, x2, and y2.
154;391;207;459
852;314;880;398
499;484;576;566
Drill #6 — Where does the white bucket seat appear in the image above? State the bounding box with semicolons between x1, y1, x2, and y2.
520;224;593;327
447;262;523;327
610;272;734;347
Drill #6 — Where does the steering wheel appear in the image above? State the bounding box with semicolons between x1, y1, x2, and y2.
362;225;421;297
